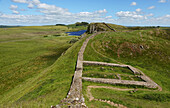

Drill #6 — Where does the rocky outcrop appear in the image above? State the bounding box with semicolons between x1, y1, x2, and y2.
86;23;117;34
103;23;116;32
87;23;106;34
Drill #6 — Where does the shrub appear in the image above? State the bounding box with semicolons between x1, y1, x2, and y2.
75;22;89;26
69;38;79;44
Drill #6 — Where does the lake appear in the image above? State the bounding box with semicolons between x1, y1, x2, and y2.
66;30;87;36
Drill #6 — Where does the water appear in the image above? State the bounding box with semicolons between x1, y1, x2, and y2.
66;30;87;36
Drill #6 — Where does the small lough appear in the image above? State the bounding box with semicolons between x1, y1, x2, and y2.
66;30;87;36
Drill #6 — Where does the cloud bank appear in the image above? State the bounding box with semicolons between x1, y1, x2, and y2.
0;0;169;26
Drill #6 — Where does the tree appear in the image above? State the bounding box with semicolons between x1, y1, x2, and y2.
75;22;89;26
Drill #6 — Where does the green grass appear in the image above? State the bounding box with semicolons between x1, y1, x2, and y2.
67;24;87;32
89;88;170;108
82;65;143;81
82;81;158;108
1;24;169;107
84;30;170;90
87;23;127;33
0;25;87;42
83;65;134;75
0;36;73;95
0;25;88;107
0;26;67;42
0;26;89;107
83;28;170;107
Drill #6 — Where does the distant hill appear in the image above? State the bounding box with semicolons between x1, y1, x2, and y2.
0;25;21;28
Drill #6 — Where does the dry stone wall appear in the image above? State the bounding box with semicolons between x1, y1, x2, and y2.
55;32;103;108
82;61;160;89
54;26;161;107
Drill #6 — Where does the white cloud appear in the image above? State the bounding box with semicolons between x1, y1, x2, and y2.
10;5;18;10
115;10;170;26
11;0;41;8
32;0;40;5
76;9;107;18
116;11;145;20
131;2;137;6
97;9;107;13
136;8;142;12
144;14;170;25
165;15;170;17
146;13;154;17
106;16;112;18
11;0;28;3
0;8;112;25
13;10;20;14
28;3;34;8
37;3;71;15
10;5;20;14
78;12;91;16
0;11;170;26
159;0;166;3
2;1;169;26
37;3;57;10
148;6;155;9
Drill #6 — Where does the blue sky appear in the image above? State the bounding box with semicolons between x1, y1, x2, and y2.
0;0;170;26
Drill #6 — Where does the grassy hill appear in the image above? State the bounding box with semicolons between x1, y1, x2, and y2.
0;25;89;107
83;25;170;107
0;23;169;107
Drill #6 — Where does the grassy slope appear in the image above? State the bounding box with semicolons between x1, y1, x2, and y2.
0;25;87;42
0;36;74;95
91;88;170;108
1;23;169;107
88;23;127;32
0;28;89;107
83;28;170;107
0;26;68;42
0;25;87;107
66;24;87;32
0;26;72;96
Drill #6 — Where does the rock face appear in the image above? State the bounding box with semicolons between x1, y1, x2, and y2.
86;23;117;34
87;23;106;34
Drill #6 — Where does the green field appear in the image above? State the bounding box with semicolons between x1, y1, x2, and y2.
0;25;88;107
83;27;170;107
0;23;170;108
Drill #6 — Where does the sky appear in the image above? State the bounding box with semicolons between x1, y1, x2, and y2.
0;0;170;26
